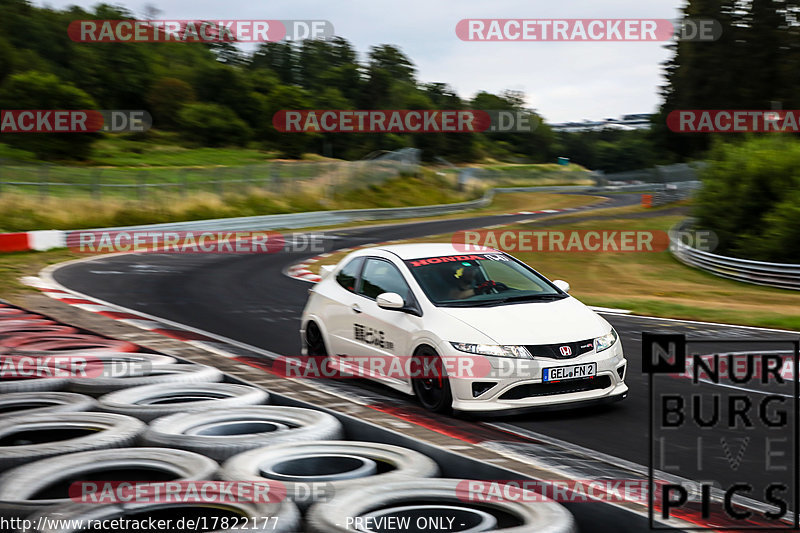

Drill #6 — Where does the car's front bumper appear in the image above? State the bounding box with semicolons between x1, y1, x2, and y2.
441;340;628;413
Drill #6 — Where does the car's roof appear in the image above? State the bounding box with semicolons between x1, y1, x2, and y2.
371;242;500;260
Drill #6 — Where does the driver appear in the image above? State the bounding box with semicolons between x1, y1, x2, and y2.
446;262;484;300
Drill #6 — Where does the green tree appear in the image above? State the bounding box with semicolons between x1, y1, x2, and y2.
694;136;800;261
361;45;415;108
146;77;196;130
251;42;296;84
0;71;99;159
261;85;317;157
177;102;252;146
0;36;15;83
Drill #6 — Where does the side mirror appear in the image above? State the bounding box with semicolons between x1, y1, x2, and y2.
376;292;405;310
319;265;336;279
553;280;570;293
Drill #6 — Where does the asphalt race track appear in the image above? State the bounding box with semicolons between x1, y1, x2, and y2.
52;192;800;511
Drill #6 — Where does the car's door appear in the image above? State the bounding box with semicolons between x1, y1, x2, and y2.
346;257;423;384
323;256;366;357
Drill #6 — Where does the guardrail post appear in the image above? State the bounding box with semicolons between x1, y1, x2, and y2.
180;169;188;197
137;174;146;203
244;165;253;192
39;165;49;200
91;168;101;201
271;161;280;194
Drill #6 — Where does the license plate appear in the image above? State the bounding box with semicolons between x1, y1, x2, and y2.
543;362;597;382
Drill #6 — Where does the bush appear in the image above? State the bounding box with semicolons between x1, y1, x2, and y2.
0;71;99;159
176;102;252;147
146;78;195;130
694;136;800;262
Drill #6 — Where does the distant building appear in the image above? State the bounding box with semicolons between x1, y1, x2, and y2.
550;113;653;132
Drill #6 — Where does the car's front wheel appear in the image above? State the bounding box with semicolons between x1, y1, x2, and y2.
305;321;328;356
411;346;453;414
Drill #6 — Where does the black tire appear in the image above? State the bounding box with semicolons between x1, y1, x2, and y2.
220;441;439;510
68;363;223;396
0;412;144;472
306;478;577;533
0;376;68;394
21;500;300;533
411;345;453;414
0;392;95;420
0;447;218;518
143;406;344;461
75;351;177;366
97;383;269;422
305;321;328;356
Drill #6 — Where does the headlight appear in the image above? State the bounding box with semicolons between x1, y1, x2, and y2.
450;342;532;359
594;329;618;352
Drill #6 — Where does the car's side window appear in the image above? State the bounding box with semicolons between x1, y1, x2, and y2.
358;258;412;301
336;257;364;293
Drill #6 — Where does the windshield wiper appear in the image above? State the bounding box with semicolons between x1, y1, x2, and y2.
493;293;568;304
440;293;567;307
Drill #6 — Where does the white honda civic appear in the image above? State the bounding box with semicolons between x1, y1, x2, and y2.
300;243;628;414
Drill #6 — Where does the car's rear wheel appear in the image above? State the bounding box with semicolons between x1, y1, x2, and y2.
305;321;328;356
411;346;452;413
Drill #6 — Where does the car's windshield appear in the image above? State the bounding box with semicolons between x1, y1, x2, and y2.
404;253;564;307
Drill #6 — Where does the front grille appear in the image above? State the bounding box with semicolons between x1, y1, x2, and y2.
525;339;594;360
498;376;612;400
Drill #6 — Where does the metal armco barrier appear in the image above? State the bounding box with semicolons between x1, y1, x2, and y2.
649;182;701;207
66;181;698;235
2;181;699;252
670;219;800;290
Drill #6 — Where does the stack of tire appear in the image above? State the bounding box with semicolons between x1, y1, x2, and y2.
0;303;577;532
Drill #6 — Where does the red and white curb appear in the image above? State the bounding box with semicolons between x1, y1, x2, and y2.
19;274;240;357
0;230;64;253
509;208;574;215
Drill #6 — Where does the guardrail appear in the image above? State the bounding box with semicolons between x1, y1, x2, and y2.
0;181;698;252
84;181;698;234
669;219;800;290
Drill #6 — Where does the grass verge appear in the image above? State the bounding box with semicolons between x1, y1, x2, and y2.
0;249;82;296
